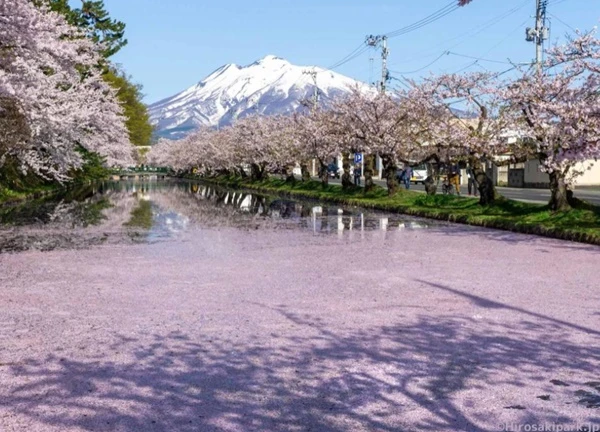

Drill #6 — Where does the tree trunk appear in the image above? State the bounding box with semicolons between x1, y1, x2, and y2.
250;163;267;182
300;161;311;182
319;162;329;187
284;165;296;183
381;154;398;196
0;96;31;159
250;163;261;181
250;195;261;214
363;154;375;193
424;162;439;195
548;171;572;211
341;152;352;190
321;207;329;232
215;191;227;205
470;157;496;205
237;166;247;178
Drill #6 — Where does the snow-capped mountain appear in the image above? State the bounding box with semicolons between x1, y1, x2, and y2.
148;55;369;139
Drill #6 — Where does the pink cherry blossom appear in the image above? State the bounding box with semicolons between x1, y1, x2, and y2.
0;0;133;181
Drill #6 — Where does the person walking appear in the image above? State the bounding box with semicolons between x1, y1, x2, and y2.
353;164;361;186
448;163;461;196
403;165;412;190
466;164;478;196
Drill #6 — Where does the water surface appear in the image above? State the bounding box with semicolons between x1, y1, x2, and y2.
0;179;439;253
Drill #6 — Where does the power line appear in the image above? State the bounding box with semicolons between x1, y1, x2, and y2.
388;51;517;76
447;51;515;64
387;1;531;78
319;1;467;74
442;14;530;74
548;12;576;32
478;16;531;58
451;60;480;74
388;75;412;90
386;0;529;68
384;1;461;39
389;51;450;75
314;0;481;78
324;44;370;72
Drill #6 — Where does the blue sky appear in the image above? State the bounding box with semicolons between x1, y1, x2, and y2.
98;0;599;103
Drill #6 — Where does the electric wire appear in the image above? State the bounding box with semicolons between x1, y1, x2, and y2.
325;43;369;71
318;1;464;76
308;0;550;94
384;1;461;39
388;75;412;90
388;2;531;78
386;0;529;69
548;13;576;32
319;2;460;74
478;17;531;58
447;52;515;64
451;60;480;74
319;0;526;77
444;15;531;74
388;51;450;75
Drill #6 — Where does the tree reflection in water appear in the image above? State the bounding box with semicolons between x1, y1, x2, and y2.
0;180;434;253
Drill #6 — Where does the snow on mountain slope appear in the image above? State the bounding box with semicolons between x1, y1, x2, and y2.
148;55;370;139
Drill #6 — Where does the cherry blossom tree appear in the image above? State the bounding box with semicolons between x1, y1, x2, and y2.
385;84;452;195
294;110;342;187
142;31;598;214
0;0;132;181
202;127;243;176
230;115;280;181
504;30;600;211
410;72;513;204
0;95;30;163
265;116;302;181
146;138;173;168
332;88;410;194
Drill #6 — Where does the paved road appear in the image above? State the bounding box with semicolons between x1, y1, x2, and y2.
325;177;600;206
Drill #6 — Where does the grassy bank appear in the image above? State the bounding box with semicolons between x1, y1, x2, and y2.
199;175;600;246
0;147;115;206
0;184;61;206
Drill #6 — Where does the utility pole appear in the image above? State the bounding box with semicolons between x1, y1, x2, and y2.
302;69;319;112
302;69;319;176
526;0;549;73
366;35;389;93
365;34;390;180
381;36;389;93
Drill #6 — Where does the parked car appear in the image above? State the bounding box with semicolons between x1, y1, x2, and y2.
410;164;428;184
396;164;428;184
327;163;341;179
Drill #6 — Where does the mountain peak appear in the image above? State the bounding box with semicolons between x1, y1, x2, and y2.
262;54;284;61
252;55;288;65
149;56;370;140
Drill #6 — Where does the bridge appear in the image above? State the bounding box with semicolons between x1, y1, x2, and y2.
112;169;170;181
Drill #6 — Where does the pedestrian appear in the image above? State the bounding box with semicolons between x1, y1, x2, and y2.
403;165;412;190
448;163;461;196
466;164;478;196
354;164;361;186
